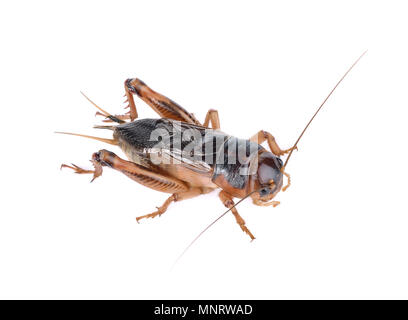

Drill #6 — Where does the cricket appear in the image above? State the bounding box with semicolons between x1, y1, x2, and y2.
58;52;366;243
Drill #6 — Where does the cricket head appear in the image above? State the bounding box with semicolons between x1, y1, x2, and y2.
250;151;290;207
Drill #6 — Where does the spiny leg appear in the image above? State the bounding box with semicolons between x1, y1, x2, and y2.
124;78;201;124
123;80;138;121
136;194;176;223
91;149;189;194
250;130;296;156
94;89;135;123
80;92;126;124
60;160;102;182
219;190;255;240
95;111;131;123
202;109;221;129
61;164;93;174
136;187;213;223
62;148;189;193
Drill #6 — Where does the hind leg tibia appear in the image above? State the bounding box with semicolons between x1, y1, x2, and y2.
124;78;200;124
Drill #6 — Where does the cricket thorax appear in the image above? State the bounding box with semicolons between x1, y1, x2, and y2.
212;138;262;190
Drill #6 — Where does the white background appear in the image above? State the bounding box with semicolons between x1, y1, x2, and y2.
1;0;407;299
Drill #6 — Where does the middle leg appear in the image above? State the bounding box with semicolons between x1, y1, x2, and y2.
219;190;255;240
202;109;221;129
136;187;213;222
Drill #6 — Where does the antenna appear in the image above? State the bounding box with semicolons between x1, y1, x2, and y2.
283;50;367;168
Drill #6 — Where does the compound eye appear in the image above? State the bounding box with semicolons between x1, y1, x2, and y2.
259;187;269;197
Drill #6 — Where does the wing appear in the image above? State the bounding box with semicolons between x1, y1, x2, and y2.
114;118;230;175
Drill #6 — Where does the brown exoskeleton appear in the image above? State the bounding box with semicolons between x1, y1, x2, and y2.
58;52;366;242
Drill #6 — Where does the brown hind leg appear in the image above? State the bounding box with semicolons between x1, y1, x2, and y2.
219;190;255;240
124;78;201;124
60;161;103;182
88;149;214;221
95;111;132;123
250;130;296;156
61;149;188;191
92;149;189;192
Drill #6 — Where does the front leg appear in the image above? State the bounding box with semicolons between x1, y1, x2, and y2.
219;190;255;240
250;130;296;156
